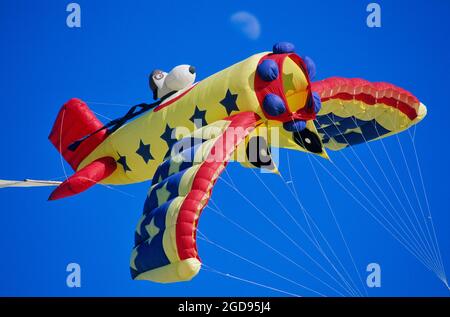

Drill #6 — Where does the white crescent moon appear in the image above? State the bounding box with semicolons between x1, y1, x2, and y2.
230;11;261;40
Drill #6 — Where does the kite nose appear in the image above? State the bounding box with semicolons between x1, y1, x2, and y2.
189;66;196;74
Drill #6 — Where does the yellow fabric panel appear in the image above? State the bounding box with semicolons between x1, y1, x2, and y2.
178;164;201;197
134;258;201;283
130;248;138;271
318;99;414;132
162;197;184;263
134;214;146;237
363;102;428;144
282;56;309;113
321;137;348;151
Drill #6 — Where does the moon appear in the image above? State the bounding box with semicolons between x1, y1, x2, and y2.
230;11;261;40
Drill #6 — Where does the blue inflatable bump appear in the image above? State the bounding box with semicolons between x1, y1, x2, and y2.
257;60;279;81
263;94;286;116
303;56;317;80
283;120;307;132
273;42;295;54
312;92;322;114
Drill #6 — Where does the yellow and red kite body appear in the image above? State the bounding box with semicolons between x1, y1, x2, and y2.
5;42;426;283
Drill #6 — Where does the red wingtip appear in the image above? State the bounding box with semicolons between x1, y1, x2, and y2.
48;181;77;201
48;157;117;201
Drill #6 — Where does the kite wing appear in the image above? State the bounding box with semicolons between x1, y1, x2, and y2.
130;112;262;283
0;179;62;188
312;77;427;150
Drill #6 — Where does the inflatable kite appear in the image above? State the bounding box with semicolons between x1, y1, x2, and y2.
0;42;426;283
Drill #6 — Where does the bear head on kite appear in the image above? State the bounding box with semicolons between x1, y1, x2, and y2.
149;64;197;100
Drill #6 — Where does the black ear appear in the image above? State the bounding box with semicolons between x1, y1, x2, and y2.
148;73;158;100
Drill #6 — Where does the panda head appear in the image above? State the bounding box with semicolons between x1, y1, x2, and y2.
149;65;196;100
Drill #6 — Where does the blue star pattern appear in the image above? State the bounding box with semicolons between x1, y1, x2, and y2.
161;124;178;158
136;139;154;164
315;115;391;147
220;89;239;116
190;106;208;128
117;153;131;172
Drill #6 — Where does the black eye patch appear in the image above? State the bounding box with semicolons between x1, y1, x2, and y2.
293;128;322;153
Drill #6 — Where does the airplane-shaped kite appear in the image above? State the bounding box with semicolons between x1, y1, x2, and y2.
0;42;426;283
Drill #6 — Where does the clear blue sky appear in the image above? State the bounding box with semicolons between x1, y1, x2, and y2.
0;0;449;296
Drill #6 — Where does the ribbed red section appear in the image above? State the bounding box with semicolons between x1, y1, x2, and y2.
175;112;261;260
312;77;419;120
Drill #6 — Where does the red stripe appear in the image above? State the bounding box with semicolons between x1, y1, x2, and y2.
175;112;261;260
153;83;198;112
312;78;419;121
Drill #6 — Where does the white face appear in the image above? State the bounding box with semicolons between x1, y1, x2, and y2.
165;65;196;91
151;65;196;99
